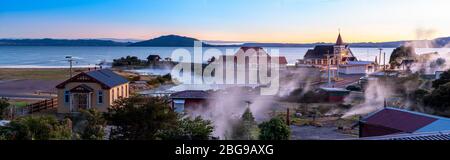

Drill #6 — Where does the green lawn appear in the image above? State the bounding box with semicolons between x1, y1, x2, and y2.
10;102;29;108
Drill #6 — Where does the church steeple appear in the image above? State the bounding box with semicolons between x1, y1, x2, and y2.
336;32;344;45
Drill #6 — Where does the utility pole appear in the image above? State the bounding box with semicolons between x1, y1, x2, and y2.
65;56;74;78
326;51;331;87
383;52;386;71
334;50;339;82
378;48;383;71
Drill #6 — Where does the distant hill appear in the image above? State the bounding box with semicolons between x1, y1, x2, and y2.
1;35;449;48
0;38;129;46
128;35;213;47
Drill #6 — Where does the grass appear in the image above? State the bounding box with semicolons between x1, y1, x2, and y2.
0;68;87;80
10;102;29;108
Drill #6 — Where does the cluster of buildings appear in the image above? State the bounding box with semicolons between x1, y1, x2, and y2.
47;33;450;140
297;33;376;75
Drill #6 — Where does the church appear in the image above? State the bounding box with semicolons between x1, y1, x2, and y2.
297;33;357;66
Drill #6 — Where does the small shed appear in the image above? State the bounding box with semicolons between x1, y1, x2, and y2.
339;61;375;75
318;87;350;103
169;90;210;113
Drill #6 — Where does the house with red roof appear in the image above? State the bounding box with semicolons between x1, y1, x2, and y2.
358;107;450;137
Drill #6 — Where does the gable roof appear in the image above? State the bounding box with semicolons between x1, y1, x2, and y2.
85;69;129;88
361;107;450;133
56;69;128;89
304;45;335;59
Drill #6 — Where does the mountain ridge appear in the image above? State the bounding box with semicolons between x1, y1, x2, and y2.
1;35;449;48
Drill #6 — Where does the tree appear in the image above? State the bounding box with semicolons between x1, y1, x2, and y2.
106;96;178;140
0;115;72;140
0;98;9;120
432;69;450;89
389;45;417;68
424;82;450;111
79;109;106;140
230;108;259;140
413;89;429;106
161;116;214;140
258;118;290;140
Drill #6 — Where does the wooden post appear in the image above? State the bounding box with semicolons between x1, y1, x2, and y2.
286;108;290;126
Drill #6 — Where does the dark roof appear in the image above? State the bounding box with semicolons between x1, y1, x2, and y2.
239;46;264;52
56;69;128;89
336;33;344;45
170;90;210;99
85;69;129;88
361;107;442;133
304;45;335;59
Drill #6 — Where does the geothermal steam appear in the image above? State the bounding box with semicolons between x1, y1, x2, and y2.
342;79;393;118
189;88;275;138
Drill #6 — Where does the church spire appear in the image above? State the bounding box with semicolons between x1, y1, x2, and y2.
336;31;344;45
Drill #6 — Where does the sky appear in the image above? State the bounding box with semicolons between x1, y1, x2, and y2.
0;0;449;43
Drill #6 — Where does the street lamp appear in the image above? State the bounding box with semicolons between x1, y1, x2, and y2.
65;56;74;78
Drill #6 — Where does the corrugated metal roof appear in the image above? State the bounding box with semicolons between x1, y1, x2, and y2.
359;131;450;140
85;69;129;88
361;107;438;133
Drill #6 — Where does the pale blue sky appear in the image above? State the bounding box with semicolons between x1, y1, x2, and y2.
0;0;449;43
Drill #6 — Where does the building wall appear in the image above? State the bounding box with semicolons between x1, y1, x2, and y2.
57;82;129;113
171;98;208;113
108;83;130;105
339;65;367;74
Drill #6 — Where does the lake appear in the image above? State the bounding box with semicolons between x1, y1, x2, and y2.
0;46;449;68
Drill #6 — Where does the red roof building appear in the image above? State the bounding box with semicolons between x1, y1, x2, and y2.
359;107;450;137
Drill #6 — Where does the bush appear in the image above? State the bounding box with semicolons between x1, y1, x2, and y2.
0;98;9;120
112;56;147;67
432;69;450;89
229;108;259;140
424;82;450;111
0;116;72;140
258;118;290;140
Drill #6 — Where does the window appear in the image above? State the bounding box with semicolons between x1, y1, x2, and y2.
64;91;70;103
112;89;115;101
98;91;103;104
125;85;128;97
173;100;185;113
122;86;124;97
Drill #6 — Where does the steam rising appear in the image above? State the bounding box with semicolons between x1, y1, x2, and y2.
342;79;393;118
189;88;275;138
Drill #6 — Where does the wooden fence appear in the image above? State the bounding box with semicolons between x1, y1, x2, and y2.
7;98;58;118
